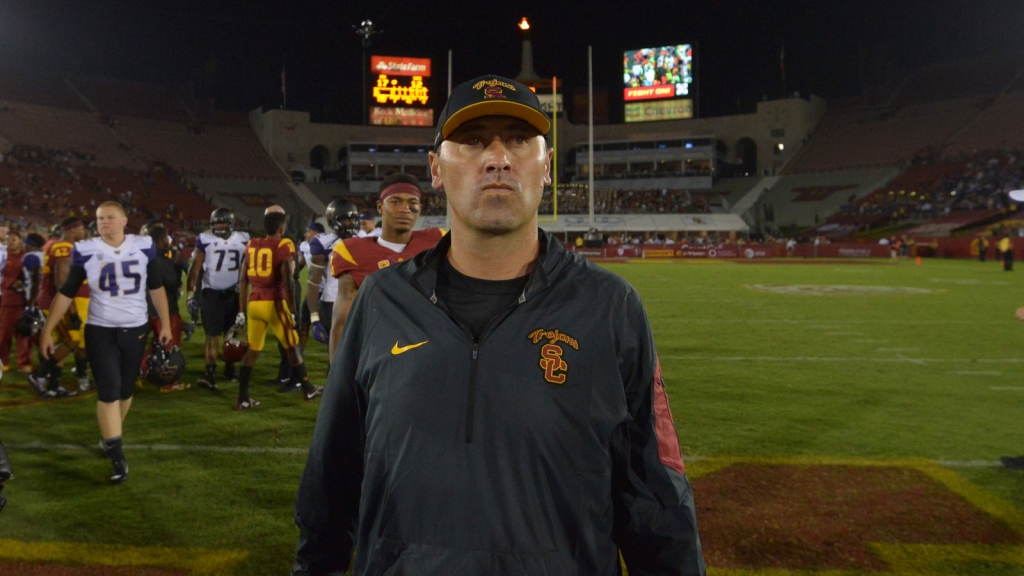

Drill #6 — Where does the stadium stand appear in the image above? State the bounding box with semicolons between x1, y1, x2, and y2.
760;167;900;228
0;70;299;234
0;102;136;168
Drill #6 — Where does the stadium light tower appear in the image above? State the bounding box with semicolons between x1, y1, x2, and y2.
354;19;380;125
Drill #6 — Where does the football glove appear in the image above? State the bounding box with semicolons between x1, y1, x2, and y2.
186;292;199;319
235;312;247;327
312;321;329;344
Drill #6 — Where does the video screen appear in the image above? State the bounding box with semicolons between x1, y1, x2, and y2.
623;45;693;101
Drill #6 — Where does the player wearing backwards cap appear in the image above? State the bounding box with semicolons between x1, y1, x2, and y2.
306;201;360;359
40;201;173;484
356;210;381;238
31;217;92;396
188;208;249;391
295;75;704;575
325;174;445;358
0;228;42;374
234;211;323;410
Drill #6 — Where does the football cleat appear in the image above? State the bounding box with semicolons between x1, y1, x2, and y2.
27;373;49;397
235;398;260;411
78;377;92;392
46;386;73;399
196;376;218;391
279;380;301;393
110;460;129;484
159;382;190;393
304;386;324;401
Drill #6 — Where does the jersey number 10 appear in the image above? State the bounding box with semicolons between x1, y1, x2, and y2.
98;260;141;297
247;248;274;277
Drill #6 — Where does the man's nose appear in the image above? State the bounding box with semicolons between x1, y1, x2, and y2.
483;137;511;173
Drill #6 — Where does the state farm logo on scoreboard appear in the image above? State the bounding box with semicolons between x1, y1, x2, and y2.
370;55;432;127
371;56;431;77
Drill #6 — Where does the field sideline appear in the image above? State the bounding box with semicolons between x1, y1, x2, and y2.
1;258;1023;575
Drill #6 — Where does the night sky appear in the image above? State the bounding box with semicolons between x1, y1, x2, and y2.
1;0;1022;124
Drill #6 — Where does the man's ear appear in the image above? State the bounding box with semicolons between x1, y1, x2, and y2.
429;150;444;191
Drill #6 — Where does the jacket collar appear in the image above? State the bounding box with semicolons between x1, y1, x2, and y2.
409;228;564;303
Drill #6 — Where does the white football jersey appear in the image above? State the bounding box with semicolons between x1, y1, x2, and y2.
309;232;339;302
0;242;7;274
71;235;157;328
357;228;382;238
299;240;312;268
195;231;249;291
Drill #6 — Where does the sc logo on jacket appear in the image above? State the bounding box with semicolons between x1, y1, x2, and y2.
528;328;579;385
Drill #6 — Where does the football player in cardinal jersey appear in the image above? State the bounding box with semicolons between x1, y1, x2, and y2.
328;174;444;357
40;202;172;484
31;218;91;396
187;208;249;391
234;211;322;410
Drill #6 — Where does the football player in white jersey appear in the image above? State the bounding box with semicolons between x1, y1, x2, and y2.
40;201;172;484
296;222;323;348
305;201;360;357
187;208;250;391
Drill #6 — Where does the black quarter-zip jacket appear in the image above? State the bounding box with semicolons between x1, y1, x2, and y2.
294;231;705;576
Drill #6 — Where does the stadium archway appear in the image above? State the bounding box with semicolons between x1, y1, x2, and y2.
736;138;757;175
310;145;329;170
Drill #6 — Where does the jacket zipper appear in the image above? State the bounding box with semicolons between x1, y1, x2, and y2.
465;342;479;443
431;289;528;444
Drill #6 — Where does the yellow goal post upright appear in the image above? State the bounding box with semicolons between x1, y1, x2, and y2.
538;75;559;222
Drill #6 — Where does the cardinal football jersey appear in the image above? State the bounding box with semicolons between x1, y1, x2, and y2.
308;232;339;302
245;236;295;301
39;239;90;308
330;228;444;288
195;231;249;291
71;235;157;328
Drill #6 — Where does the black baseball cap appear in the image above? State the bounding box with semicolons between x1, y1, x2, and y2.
434;75;550;149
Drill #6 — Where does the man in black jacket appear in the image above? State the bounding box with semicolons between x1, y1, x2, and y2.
293;75;705;575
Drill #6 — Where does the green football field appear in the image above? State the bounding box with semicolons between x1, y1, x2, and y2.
1;258;1023;575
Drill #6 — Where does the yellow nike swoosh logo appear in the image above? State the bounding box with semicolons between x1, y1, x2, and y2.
392;340;428;355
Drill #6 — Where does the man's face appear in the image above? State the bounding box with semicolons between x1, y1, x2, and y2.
7;232;23;252
429;116;551;235
304;229;318;242
376;193;421;236
66;225;86;243
212;222;232;239
0;225;9;240
95;206;127;237
360;218;376;233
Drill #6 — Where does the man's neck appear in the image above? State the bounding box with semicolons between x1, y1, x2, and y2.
101;233;126;248
447;220;539;280
381;227;412;245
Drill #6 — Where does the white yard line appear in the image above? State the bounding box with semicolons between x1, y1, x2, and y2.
662;355;1024;364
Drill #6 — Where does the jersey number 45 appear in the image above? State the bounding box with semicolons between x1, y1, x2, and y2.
98;260;142;297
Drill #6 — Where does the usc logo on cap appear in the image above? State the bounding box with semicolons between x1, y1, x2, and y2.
484;86;506;99
473;78;516;91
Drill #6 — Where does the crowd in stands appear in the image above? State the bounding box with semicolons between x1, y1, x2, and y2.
416;187;718;216
0;145;215;234
539;188;714;215
838;148;1024;224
